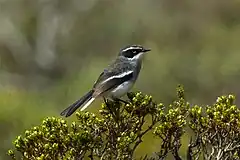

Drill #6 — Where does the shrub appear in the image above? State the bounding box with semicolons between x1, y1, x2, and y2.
8;86;240;160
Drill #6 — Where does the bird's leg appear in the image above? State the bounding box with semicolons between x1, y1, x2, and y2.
103;97;112;111
112;98;129;121
103;97;114;114
103;97;108;105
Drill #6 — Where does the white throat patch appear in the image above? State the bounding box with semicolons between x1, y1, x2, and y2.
128;52;145;61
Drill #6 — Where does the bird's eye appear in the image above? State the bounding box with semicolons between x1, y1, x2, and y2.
132;50;137;54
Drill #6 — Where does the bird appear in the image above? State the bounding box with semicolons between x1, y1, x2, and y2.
60;45;151;117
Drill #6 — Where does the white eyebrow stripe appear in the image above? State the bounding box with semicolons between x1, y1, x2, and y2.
122;46;141;52
100;70;133;85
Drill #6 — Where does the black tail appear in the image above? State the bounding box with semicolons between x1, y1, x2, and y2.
60;90;94;117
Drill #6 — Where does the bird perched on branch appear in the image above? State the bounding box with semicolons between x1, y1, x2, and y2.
60;45;150;117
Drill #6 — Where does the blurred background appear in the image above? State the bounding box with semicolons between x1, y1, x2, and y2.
1;0;240;159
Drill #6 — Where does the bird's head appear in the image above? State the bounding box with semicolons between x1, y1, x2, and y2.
119;45;151;61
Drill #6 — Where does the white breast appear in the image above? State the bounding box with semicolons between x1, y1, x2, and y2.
109;81;134;99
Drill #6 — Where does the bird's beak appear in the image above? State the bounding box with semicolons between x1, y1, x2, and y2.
143;48;151;52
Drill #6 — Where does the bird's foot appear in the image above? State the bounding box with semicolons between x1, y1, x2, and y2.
113;98;129;104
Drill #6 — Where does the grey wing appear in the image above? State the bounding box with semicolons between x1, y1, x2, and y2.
92;59;134;96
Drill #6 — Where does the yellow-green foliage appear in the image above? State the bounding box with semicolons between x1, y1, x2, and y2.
188;95;240;159
8;86;240;160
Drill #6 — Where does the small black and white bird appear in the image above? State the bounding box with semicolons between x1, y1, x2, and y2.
60;45;150;117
